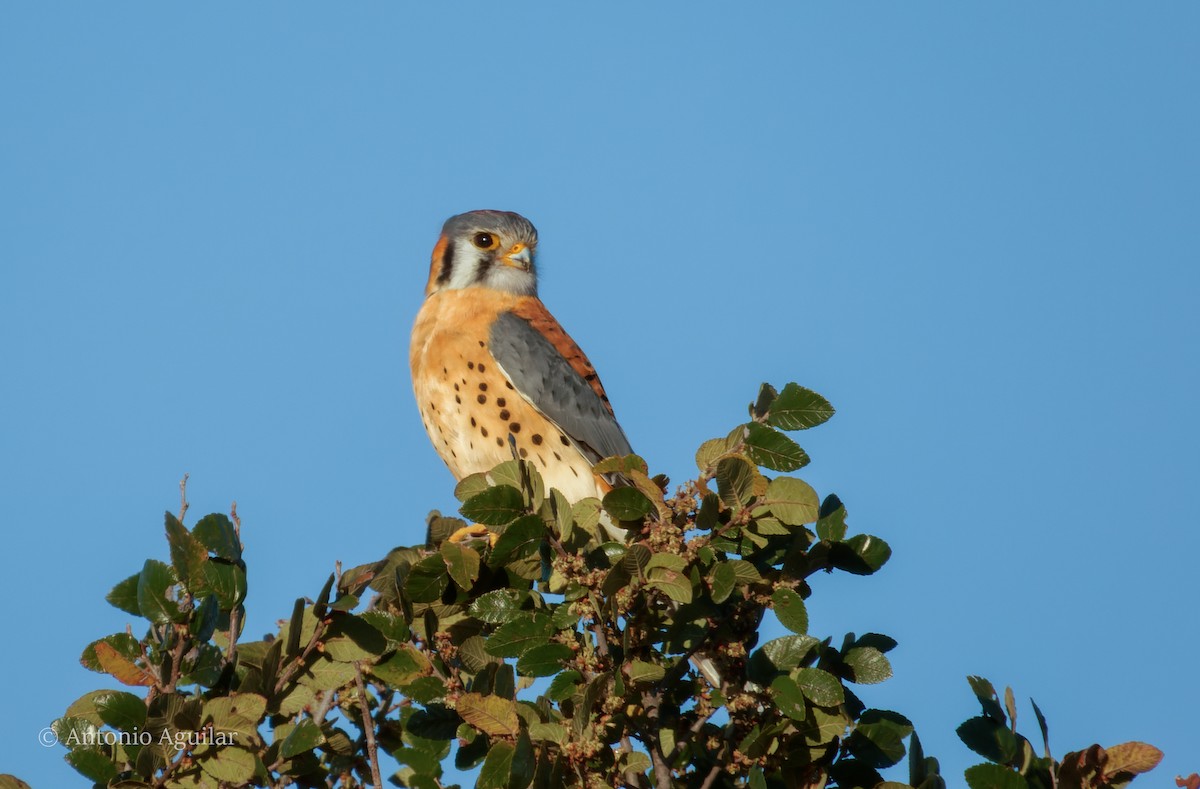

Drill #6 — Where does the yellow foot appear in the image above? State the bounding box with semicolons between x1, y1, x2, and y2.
448;524;498;546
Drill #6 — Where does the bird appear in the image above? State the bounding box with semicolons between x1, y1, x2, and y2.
409;210;635;543
409;210;724;689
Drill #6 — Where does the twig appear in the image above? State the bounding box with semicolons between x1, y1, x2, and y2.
355;667;384;788
274;617;331;695
178;473;190;523
230;500;241;537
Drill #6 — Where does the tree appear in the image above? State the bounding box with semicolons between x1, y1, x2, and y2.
32;382;1165;789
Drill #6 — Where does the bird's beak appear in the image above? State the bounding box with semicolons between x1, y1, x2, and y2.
502;243;532;271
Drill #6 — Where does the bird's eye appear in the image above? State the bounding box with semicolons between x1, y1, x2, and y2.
471;232;497;250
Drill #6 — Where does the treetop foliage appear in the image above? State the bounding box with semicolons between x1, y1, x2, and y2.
30;383;1167;789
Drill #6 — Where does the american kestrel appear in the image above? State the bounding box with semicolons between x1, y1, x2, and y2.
409;210;634;542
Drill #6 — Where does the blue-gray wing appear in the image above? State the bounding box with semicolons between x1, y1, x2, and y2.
488;310;633;464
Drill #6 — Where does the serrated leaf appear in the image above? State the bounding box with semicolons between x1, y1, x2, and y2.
461;485;526;526
771;588;808;634
280;718;323;758
202;560;246;610
455;472;492;502
1102;741;1163;775
716;456;759;509
546;670;582;702
529;722;567;743
766;383;835;431
489;515;545;567
769;676;808;721
440;541;481;590
485;613;554;658
166;511;208;588
197;745;257;783
765;476;820;526
458;693;519;737
371;645;431;685
478;741;515;789
964;763;1029;789
760;635;819;672
65;749;118;783
795;668;844;707
192;513;241;562
695;436;735;471
744;423;809;471
603;487;653;521
709;562;736;604
515;642;573;677
405;554;451;603
815;499;848;541
105;573;142;616
469;589;526;624
136;559;182;625
628;660;666;683
94;690;147;732
647;567;693;604
92;642;155;687
843;646;892;684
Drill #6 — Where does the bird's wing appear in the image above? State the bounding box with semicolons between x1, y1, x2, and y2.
488;306;633;465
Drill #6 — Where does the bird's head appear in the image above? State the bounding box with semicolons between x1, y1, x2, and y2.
425;210;539;297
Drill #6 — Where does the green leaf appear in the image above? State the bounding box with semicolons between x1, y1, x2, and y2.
94;691;147;732
695;437;734;471
766;383;835;431
647;566;693;604
280;718;324;758
964;763;1029;789
515;643;573;677
65;749;118;783
440;541;481;590
80;633;141;674
769;676;808;721
529;722;567;743
815;497;848;541
202;560;247;610
846;711;912;768
571;498;602;536
371;645;431;685
477;741;515;789
709;562;736;604
716;456;759;509
843;646;893;684
165;511;208;588
752;382;778;420
458;693;519;737
192;513;241;562
744;423;809;471
405;554;451;603
602;487;653;521
967;675;1007;723
485;613;554;658
760;635;819;672
830;534;892;575
105;573;141;616
546;670;582;702
461;485;526;526
323;616;387;662
136;559;183;624
197;745;257;783
628;660;666;683
489;515;546;567
469;589;527;624
771;588;808;634
765;476;820;526
795;668;845;707
957;716;1020;764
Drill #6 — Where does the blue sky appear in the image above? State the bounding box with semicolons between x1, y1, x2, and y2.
3;2;1197;785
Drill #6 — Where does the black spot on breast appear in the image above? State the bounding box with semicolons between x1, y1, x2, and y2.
559;435;570;446
497;397;507;408
570;467;579;477
467;361;475;370
519;448;528;458
499;409;510;420
495;437;503;446
478;340;485;347
479;363;486;373
553;452;561;461
477;394;487;404
454;383;459;391
505;382;514;390
509;422;521;433
532;434;542;445
442;366;447;375
470;417;476;427
481;426;488;437
479;382;488;391
455;395;461;404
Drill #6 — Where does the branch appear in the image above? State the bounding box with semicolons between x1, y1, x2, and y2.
177;473;190;523
355;666;384;788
